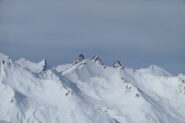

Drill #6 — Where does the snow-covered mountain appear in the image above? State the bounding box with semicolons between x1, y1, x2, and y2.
0;52;185;123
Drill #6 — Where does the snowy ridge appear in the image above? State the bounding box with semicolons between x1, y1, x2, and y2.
0;52;185;123
16;58;47;73
137;65;172;77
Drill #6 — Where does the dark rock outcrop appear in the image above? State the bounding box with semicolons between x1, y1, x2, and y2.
74;54;85;64
113;61;124;69
91;55;103;65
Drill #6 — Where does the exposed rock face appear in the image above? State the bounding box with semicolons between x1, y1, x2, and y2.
41;59;47;71
91;55;103;65
74;54;85;64
113;61;124;69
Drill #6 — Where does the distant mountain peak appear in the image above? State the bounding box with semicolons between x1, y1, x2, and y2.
91;55;103;65
113;60;124;69
74;54;85;64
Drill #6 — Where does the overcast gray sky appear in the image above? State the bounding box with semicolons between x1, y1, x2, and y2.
0;0;185;74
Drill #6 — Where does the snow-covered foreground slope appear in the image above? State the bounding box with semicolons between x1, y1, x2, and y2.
0;52;185;123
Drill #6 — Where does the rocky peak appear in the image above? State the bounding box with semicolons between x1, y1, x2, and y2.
74;54;85;64
113;61;124;69
91;55;103;65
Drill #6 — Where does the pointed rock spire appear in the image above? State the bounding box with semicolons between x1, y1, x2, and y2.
113;61;124;69
91;55;103;65
74;54;85;64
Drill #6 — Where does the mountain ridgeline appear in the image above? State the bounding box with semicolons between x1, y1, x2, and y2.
0;52;185;123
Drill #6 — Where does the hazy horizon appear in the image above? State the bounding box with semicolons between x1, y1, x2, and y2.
0;0;185;74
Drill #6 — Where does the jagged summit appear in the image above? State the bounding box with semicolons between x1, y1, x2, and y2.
0;52;185;123
113;60;124;69
74;54;85;64
91;55;103;65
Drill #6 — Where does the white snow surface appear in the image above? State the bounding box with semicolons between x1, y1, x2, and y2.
0;52;185;123
16;58;47;73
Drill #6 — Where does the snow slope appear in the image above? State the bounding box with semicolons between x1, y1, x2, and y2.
0;52;185;123
16;58;47;73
